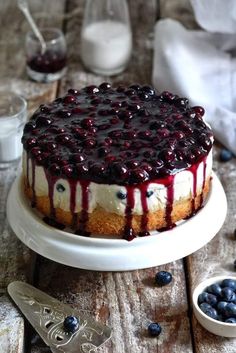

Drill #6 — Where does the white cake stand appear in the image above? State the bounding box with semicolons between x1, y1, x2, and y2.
7;173;227;271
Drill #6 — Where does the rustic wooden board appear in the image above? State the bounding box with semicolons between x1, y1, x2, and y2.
2;0;234;352
31;1;193;352
157;0;236;350
0;0;65;114
0;295;24;353
187;147;236;352
0;0;66;289
32;260;192;353
0;1;66;352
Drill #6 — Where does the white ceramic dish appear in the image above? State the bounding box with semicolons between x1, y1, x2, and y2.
7;172;227;271
193;275;236;337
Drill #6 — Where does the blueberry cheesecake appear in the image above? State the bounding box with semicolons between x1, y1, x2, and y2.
21;83;213;240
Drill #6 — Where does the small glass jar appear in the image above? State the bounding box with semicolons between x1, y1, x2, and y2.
81;0;132;76
25;28;67;83
0;92;27;169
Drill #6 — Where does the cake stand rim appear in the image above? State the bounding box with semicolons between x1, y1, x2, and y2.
6;172;227;271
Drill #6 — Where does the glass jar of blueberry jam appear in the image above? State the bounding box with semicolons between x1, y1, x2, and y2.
25;28;67;83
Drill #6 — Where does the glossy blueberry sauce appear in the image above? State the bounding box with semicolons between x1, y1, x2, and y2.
31;159;36;207
124;185;136;241
77;180;90;236
43;217;65;230
23;83;212;239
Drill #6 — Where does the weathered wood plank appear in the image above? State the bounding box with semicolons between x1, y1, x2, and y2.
158;0;236;350
0;0;65;114
0;0;66;287
0;0;66;289
60;0;158;92
0;295;24;353
32;260;192;353
31;1;193;352
187;147;236;352
0;1;66;352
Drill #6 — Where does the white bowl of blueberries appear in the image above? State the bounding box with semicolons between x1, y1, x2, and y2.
193;275;236;337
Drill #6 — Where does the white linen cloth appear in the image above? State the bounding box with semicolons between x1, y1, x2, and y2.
152;3;236;154
191;0;236;34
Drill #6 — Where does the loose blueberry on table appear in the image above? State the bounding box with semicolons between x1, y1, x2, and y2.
219;148;233;162
198;279;236;323
63;316;80;333
148;322;162;337
155;271;172;286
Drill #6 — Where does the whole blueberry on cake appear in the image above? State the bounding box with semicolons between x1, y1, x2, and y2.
21;83;213;240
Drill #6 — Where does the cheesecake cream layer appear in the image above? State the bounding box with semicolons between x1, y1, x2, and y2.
23;149;212;216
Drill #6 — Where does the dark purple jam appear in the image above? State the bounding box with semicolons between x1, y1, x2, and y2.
27;50;66;74
22;83;212;185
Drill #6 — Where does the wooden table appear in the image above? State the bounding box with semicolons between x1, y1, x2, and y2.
1;1;236;352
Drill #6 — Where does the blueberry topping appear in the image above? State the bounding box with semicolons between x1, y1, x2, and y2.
99;82;111;90
139;91;150;100
192;106;205;116
219;148;233;162
63;316;79;333
43;217;65;230
124;225;135;241
48;163;61;176
141;85;155;96
64;95;76;104
56;184;66;193
36;116;53;127
23;83;212;185
155;271;172;286
68;88;79;95
116;191;127;200
24;121;36;133
148;322;162;337
146;190;154;198
129;84;141;91
85;85;99;94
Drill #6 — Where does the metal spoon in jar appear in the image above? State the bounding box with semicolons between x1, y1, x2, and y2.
17;0;46;54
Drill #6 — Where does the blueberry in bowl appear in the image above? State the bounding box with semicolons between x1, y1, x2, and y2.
192;275;236;337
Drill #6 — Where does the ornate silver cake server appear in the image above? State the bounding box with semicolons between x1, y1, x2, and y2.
8;281;111;353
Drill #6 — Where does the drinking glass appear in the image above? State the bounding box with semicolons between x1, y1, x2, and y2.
26;27;67;83
0;92;27;169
